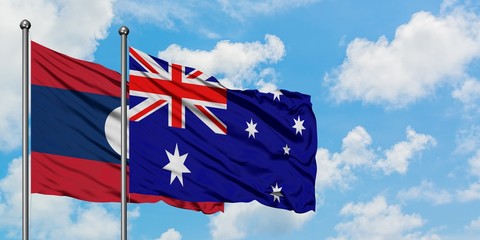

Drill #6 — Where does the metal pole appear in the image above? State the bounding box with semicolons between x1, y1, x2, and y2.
119;25;129;240
20;19;31;240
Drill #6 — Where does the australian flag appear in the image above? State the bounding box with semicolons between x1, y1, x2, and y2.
129;47;317;213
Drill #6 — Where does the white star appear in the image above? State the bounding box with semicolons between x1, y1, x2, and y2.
272;90;283;101
283;144;291;155
270;183;283;202
245;119;258;138
292;116;306;135
163;144;191;186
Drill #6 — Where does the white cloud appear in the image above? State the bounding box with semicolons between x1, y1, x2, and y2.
434;216;480;240
339;126;376;167
440;0;459;13
326;7;480;108
128;206;140;219
0;158;23;231
452;78;480;111
158;34;285;89
315;126;375;191
456;148;480;202
403;232;442;240
465;216;480;233
126;206;141;232
315;148;354;191
208;201;314;240
316;126;436;190
115;0;193;29
396;180;452;205
457;182;480;202
455;125;480;154
33;201;119;240
4;0;115;60
117;0;319;31
328;196;433;240
0;158;120;239
155;228;182;240
375;127;436;175
468;150;480;177
0;0;115;151
116;0;319;39
218;0;319;21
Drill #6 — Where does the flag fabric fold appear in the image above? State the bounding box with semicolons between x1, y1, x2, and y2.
31;41;223;214
129;47;317;213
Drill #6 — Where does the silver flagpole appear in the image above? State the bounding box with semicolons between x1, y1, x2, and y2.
119;25;129;240
20;19;31;240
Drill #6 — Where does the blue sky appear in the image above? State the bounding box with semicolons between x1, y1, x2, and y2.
1;0;480;239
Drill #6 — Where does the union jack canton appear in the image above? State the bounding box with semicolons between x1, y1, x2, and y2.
129;47;227;134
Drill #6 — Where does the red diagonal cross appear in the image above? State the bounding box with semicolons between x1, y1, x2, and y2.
130;64;227;128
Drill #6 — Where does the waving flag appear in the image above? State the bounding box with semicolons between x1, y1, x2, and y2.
31;41;223;214
129;47;317;213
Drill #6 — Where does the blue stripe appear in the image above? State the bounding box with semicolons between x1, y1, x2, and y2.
32;85;120;164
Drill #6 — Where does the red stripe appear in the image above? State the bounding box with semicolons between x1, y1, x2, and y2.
187;70;203;79
196;105;227;134
129;47;159;74
130;99;167;121
31;41;121;97
130;75;227;104
171;64;183;128
31;151;223;214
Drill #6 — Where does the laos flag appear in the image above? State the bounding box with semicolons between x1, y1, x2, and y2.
31;41;223;214
129;47;317;213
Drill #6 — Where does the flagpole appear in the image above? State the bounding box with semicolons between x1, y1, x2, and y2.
119;25;129;240
20;19;31;240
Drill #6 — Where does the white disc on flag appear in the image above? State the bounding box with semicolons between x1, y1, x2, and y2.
105;106;129;158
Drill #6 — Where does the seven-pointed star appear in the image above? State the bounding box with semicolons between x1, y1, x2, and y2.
283;144;291;155
292;116;306;135
270;183;284;202
245;119;259;138
163;144;191;186
272;90;283;101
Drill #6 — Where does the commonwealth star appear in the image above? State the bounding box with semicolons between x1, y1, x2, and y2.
163;144;191;186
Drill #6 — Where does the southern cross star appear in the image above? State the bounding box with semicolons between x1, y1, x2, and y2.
283;144;291;155
245;119;259;138
272;90;283;101
163;144;191;186
270;183;284;202
292;116;306;135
